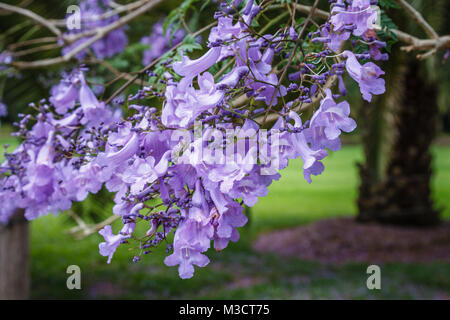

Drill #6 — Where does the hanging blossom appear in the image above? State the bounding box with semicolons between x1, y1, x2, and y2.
0;101;7;118
0;51;13;71
0;69;120;222
344;50;385;102
62;0;128;60
1;0;387;279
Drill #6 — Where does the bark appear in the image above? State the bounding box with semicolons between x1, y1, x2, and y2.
0;212;30;300
357;57;440;226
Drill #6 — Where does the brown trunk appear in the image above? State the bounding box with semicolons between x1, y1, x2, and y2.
357;57;440;226
0;212;29;300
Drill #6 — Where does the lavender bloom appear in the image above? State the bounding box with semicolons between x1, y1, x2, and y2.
63;0;128;60
217;66;249;89
162;72;224;128
318;23;350;52
49;73;80;115
0;176;22;224
209;186;248;251
99;224;135;264
304;89;357;151
164;219;211;279
289;27;298;40
122;152;170;194
344;50;385;102
142;21;185;66
288;112;327;183
0;68;119;223
0;51;13;74
173;47;221;80
368;39;389;61
330;0;378;37
0;101;7;118
229;169;280;207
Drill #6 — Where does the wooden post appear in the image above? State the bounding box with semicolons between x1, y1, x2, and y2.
0;212;29;300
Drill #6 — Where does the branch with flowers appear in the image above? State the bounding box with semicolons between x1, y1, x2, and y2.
0;0;449;279
0;0;163;69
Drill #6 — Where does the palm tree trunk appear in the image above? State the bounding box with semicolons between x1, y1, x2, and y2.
357;57;440;226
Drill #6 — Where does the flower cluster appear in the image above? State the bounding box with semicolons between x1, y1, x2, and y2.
62;0;128;60
1;0;387;279
0;69;120;223
141;21;185;66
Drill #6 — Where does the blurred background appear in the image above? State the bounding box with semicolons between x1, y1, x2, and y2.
0;0;449;299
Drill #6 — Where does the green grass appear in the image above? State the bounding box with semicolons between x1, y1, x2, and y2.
0;124;19;160
25;144;450;299
252;146;364;232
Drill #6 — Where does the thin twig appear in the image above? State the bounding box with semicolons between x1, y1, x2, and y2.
0;2;61;36
394;0;438;40
262;0;320;124
11;0;163;69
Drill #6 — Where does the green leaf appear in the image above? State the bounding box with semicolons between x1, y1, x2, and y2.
178;34;202;53
379;0;400;9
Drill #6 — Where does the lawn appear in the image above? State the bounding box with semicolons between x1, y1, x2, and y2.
21;143;449;299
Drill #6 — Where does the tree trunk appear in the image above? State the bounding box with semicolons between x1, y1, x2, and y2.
357;57;440;226
357;51;400;223
0;212;29;299
357;99;387;220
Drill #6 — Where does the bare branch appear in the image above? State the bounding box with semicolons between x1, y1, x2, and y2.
12;43;61;57
0;2;61;37
66;212;120;240
48;0;155;27
394;0;439;40
11;0;163;69
7;36;57;50
0;0;33;16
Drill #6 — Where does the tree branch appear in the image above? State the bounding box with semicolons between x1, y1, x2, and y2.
394;0;439;40
10;0;163;69
0;2;61;37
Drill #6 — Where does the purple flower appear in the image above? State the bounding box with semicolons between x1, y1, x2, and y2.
317;23;350;52
289;27;298;40
368;40;389;61
162;72;224;128
173;47;221;80
99;223;135;264
49;74;80;115
0;0;394;280
0;176;22;224
97;132;139;167
164;219;211;279
122;152;170;194
0;51;13;75
229;169;280;207
142;21;185;66
344;50;385;102
288;111;327;183
0;101;7;118
304;89;357;151
217;66;249;89
63;0;128;60
209;187;248;250
330;0;378;37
